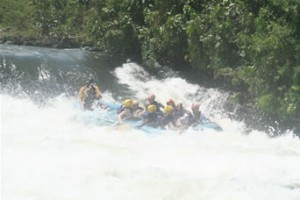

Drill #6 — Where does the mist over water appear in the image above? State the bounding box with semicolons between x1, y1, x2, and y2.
1;45;300;200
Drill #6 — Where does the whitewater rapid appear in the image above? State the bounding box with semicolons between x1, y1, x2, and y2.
2;63;300;200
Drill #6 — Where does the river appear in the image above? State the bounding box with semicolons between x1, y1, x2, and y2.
1;44;300;200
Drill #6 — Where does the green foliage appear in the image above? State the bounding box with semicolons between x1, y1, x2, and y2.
0;0;36;34
257;94;278;113
139;9;188;67
84;0;141;53
33;0;90;38
186;0;254;71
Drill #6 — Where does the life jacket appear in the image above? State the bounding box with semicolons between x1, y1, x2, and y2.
178;112;194;126
146;112;159;123
79;84;101;103
160;114;176;127
79;84;101;110
87;84;101;99
131;106;144;120
140;112;159;127
174;108;186;119
191;112;209;125
117;106;133;115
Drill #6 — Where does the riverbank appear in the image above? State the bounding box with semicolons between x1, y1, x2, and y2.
0;28;85;48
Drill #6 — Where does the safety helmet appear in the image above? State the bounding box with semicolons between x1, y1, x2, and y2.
191;103;200;111
164;105;174;114
147;105;157;113
123;99;133;108
166;98;175;106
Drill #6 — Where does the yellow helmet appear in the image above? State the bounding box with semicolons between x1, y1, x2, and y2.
147;105;157;113
123;99;133;108
164;105;174;114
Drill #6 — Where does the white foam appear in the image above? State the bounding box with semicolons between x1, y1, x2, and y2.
114;63;228;119
2;90;300;200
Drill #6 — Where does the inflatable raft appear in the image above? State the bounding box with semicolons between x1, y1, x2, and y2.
96;100;223;133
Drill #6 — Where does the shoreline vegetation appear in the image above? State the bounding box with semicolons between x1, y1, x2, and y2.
1;0;299;133
0;27;92;49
